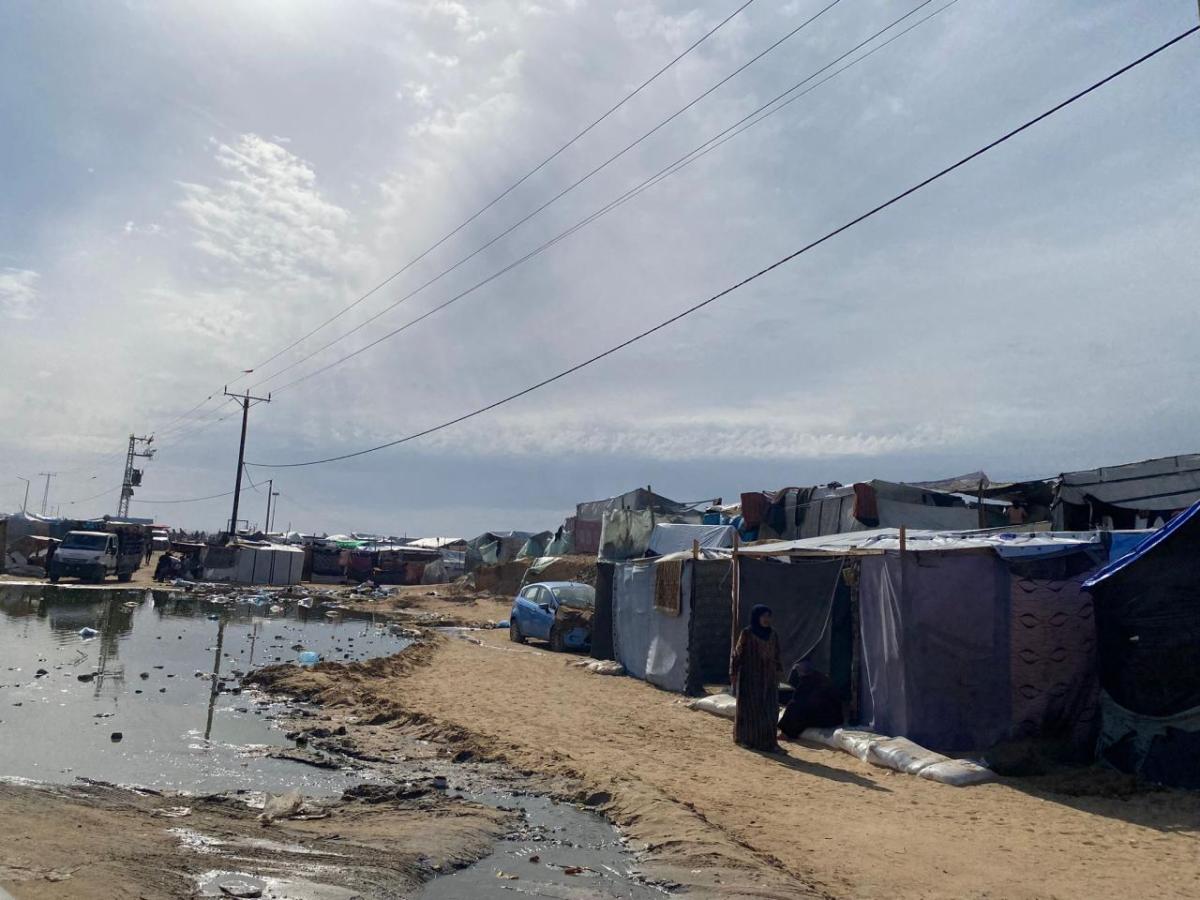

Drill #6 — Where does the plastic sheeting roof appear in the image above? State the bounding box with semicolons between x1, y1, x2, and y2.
1057;453;1200;511
1082;500;1200;589
647;523;736;556
732;528;1104;558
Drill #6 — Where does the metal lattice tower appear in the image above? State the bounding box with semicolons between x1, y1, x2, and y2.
117;434;155;518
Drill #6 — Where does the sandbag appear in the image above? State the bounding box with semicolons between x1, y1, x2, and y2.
867;737;949;775
690;693;738;720
797;726;841;749
832;729;888;762
917;759;995;786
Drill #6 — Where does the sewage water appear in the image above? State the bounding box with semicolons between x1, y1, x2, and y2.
0;584;408;794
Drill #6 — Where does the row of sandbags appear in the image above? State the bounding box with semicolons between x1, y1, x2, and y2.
688;693;993;786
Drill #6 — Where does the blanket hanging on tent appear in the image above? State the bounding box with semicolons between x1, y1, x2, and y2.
654;559;684;616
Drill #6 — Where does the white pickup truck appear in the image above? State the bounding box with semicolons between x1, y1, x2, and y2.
49;526;145;583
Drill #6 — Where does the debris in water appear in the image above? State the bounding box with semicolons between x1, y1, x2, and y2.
77;673;95;683
78;628;98;639
110;732;123;742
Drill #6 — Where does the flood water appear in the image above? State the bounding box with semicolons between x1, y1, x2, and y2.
0;584;408;794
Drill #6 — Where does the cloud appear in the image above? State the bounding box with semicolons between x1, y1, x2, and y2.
0;268;39;319
176;134;361;288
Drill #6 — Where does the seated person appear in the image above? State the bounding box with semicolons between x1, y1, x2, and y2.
778;659;843;740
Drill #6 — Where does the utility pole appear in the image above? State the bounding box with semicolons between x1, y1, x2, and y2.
15;476;30;514
264;479;273;535
37;472;56;516
270;490;280;533
118;434;156;518
224;387;271;537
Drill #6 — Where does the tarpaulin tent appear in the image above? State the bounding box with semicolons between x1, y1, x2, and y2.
1082;501;1200;787
203;541;304;585
732;528;1107;755
613;559;692;692
735;556;848;695
574;488;698;555
647;523;735;556
1055;452;1200;529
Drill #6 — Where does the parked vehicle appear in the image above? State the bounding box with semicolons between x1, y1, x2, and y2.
150;527;170;552
509;581;595;651
48;524;146;583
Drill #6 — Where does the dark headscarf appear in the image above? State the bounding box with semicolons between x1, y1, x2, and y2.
748;604;773;640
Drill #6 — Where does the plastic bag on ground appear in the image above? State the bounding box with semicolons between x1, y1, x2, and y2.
867;737;950;775
689;693;738;720
918;758;995;786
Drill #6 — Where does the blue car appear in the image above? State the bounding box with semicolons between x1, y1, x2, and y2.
509;581;595;652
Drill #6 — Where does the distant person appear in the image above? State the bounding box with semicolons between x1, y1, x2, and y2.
144;541;154;565
730;604;782;752
154;550;175;582
778;659;843;740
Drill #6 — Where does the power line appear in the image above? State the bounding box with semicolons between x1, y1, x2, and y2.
247;25;1199;469
247;0;846;391
63;485;123;507
235;0;759;382
267;0;954;395
132;489;236;505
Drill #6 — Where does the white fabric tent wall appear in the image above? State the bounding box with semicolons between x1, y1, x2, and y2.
613;560;692;693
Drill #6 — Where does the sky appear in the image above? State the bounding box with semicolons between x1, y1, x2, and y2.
1;0;1198;536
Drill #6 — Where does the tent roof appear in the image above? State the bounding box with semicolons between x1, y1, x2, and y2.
1082;500;1200;589
733;527;1103;558
1057;453;1200;511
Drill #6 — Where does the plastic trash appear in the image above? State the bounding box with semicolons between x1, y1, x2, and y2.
689;693;738;720
867;737;950;775
258;789;304;824
918;758;995;786
297;651;320;666
78;627;98;639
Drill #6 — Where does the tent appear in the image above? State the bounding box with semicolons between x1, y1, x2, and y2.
733;528;1108;754
740;480;1004;543
608;554;734;694
573;488;700;555
203;541;304;585
1055;452;1200;530
1082;501;1200;787
646;523;736;556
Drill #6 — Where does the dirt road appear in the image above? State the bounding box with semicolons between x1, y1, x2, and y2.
261;629;1200;900
0;778;507;899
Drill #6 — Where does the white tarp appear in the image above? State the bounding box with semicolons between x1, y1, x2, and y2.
738;528;1104;558
613;560;692;693
647;523;736;556
206;542;304;585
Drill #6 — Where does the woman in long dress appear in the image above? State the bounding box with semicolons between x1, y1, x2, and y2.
731;604;783;750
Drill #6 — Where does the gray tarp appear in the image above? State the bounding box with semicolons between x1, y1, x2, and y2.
859;551;1011;752
647;523;735;556
613;560;692;692
1057;453;1200;512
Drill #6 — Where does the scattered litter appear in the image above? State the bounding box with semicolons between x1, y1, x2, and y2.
110;732;123;742
568;659;626;676
153;806;192;818
297;651;320;667
496;871;519;881
258;789;304;825
76;673;95;683
78;628;98;639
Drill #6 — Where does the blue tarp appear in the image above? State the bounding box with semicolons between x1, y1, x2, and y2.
1084;501;1200;589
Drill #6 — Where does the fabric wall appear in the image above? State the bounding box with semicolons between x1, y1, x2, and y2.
859;551;1011;752
736;557;845;675
590;561;616;661
1008;565;1100;753
613;561;691;692
689;559;734;688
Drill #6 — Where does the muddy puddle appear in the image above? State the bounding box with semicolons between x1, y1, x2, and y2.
0;584;408;794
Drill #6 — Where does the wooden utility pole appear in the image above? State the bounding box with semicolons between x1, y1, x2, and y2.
223;388;271;537
264;479;274;534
